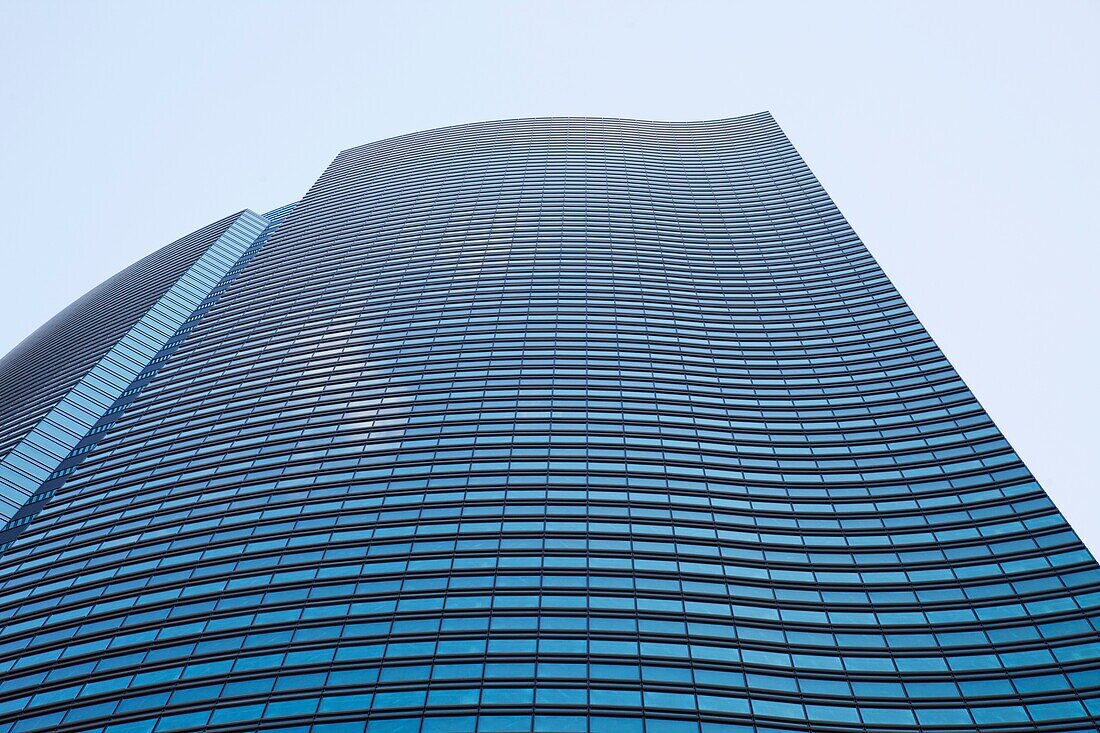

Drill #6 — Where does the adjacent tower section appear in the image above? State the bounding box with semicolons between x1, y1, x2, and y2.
0;211;271;524
0;115;1098;733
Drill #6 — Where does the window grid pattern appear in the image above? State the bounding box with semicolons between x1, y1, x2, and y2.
0;114;1097;733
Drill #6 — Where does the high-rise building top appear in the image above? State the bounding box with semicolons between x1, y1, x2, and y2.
0;113;1097;733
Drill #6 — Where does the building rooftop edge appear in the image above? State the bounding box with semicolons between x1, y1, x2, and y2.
336;111;776;158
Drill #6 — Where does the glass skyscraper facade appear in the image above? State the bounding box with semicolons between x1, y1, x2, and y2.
1;113;1098;733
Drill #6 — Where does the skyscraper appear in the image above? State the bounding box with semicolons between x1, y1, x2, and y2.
1;113;1098;733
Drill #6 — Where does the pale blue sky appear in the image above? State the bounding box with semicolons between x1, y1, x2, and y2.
1;1;1097;547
